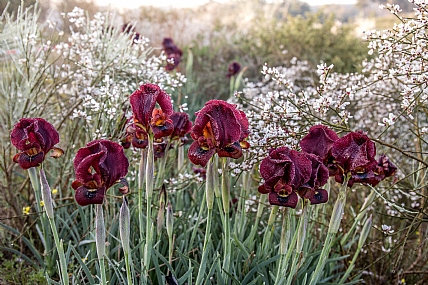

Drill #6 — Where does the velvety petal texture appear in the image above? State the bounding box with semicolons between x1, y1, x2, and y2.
298;153;330;205
188;100;249;167
258;147;312;208
344;154;397;187
170;112;192;140
10;118;63;169
300;124;339;161
129;84;174;147
72;139;129;206
331;130;377;174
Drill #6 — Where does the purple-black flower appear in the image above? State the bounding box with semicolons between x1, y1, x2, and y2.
162;38;182;71
258;147;312;208
72;139;129;206
188;100;249;167
10;118;64;169
129;83;174;144
226;62;241;78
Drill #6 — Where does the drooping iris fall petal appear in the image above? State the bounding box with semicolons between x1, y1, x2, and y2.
10;118;64;169
298;153;330;205
342;154;397;187
258;147;312;208
72;139;129;206
188;100;249;167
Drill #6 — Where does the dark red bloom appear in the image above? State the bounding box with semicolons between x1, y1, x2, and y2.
129;83;174;142
162;38;182;71
331;130;377;174
188;100;249;167
226;62;241;78
154;140;168;159
122;23;141;43
10;118;64;169
298;153;330;205
258;147;312;208
170;112;192;144
72;140;129;206
342;154;397;187
300;124;339;162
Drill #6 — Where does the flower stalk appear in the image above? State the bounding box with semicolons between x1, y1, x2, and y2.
40;168;69;285
144;137;155;276
309;175;350;285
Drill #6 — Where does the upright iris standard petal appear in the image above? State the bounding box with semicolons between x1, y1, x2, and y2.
331;130;377;174
188;100;249;167
129;83;174;145
72;139;129;206
10;118;64;169
258;147;312;208
300;124;339;161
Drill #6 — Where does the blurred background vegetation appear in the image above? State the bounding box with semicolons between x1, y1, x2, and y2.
0;0;411;107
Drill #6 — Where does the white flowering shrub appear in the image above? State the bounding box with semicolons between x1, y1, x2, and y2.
229;1;428;282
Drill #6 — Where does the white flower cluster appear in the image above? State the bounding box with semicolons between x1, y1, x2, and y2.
44;7;187;140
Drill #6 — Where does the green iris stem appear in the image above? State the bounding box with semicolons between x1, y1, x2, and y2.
245;194;266;251
155;140;171;189
194;207;213;285
39;168;69;285
95;204;107;285
262;205;279;252
308;175;350;285
285;204;309;285
125;252;132;285
274;208;291;284
177;144;184;171
144;138;155;278
27;167;52;274
221;158;232;283
338;215;372;284
195;158;216;285
138;149;147;278
341;190;375;246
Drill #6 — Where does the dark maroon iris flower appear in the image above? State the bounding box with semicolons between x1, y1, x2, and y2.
10;118;64;169
72;139;129;206
258;147;312;208
170;112;192;145
162;38;182;71
226;62;241;78
331;130;377;175
300;125;339;162
122;23;141;43
339;154;397;187
154;140;168;159
188;100;250;167
129;83;174;142
298;153;330;205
